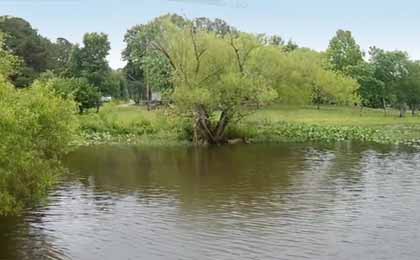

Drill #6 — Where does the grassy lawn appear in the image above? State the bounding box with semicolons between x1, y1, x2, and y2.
99;103;160;123
79;103;420;145
97;103;420;131
249;105;420;127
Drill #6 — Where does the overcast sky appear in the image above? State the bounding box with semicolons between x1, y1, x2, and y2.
2;0;420;69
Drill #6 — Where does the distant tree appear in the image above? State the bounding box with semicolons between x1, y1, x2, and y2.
194;17;237;37
394;61;420;116
44;77;101;113
249;47;359;108
326;30;364;72
369;47;410;114
283;40;299;52
311;68;360;109
123;14;190;107
50;37;74;75
268;35;284;46
103;70;129;100
345;61;384;108
0;16;56;87
124;61;145;104
67;32;111;95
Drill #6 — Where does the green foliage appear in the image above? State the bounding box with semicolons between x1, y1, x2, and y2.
42;77;101;113
126;79;145;104
326;30;364;72
395;61;420;115
0;80;78;215
72;103;420;147
77;104;189;145
123;15;176;99
345;62;384;107
312;68;360;108
50;38;74;76
152;20;277;144
0;32;20;78
103;70;129;100
67;32;111;95
249;121;392;144
0;16;73;87
369;47;410;109
123;14;240;103
249;47;359;107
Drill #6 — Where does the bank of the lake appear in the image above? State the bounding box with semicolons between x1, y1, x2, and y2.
76;103;420;147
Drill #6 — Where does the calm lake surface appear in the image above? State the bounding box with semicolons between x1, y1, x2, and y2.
1;143;420;260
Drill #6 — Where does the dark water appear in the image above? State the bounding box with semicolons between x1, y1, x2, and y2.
1;143;420;260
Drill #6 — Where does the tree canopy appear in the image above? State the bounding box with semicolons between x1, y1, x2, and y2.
149;19;277;144
326;30;364;72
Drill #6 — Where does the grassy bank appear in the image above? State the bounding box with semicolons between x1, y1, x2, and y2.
76;103;420;147
75;103;190;146
243;105;420;146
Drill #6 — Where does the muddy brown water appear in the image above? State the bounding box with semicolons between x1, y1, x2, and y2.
1;143;420;260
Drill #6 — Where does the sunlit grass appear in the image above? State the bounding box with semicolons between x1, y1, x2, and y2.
94;103;420;129
99;103;159;123
249;105;420;128
79;103;420;145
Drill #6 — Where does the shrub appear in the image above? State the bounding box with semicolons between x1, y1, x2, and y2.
0;80;78;215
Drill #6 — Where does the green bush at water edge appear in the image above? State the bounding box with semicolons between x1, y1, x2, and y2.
0;79;78;215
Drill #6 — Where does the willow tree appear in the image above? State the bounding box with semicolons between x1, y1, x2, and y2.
248;47;359;108
151;21;277;145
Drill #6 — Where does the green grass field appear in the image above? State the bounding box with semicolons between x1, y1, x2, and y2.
249;105;420;127
104;104;420;127
79;103;420;146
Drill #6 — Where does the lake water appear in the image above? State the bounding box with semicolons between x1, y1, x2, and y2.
1;143;420;260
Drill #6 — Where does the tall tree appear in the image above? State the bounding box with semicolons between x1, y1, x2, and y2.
326;30;364;72
123;15;177;105
369;47;410;113
346;61;384;108
50;37;74;75
249;47;359;108
67;32;111;95
123;14;240;105
0;16;54;87
150;19;277;144
395;61;420;116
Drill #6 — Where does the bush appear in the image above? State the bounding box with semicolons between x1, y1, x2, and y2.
0;79;78;215
77;105;193;145
79;112;157;136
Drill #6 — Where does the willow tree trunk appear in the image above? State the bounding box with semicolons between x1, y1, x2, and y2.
195;106;230;145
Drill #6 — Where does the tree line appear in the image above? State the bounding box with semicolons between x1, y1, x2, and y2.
1;14;420;142
325;30;420;117
0;15;127;113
